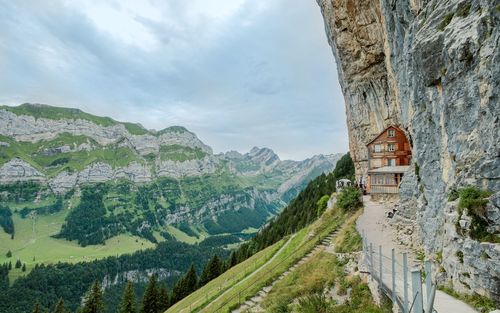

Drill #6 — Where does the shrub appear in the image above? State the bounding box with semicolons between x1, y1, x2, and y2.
448;189;459;201
456;251;464;263
458;187;491;214
316;195;330;217
438;13;454;31
436;250;443;263
457;3;471;17
336;187;362;212
297;294;334;313
458;186;497;242
416;250;425;262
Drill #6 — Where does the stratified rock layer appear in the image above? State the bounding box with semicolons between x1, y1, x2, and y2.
317;0;499;302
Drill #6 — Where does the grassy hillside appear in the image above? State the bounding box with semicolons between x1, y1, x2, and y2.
168;203;389;313
167;202;348;313
1;103;149;135
0;133;142;173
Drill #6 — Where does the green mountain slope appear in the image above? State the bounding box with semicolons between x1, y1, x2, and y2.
0;104;342;281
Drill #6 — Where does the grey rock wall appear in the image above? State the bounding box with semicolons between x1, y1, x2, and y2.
317;0;499;302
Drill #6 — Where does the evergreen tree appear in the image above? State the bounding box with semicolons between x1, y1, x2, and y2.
8;261;12;270
32;302;41;313
53;299;66;313
6;250;12;258
140;275;159;313
82;281;105;313
199;255;222;286
228;251;238;268
157;284;170;312
118;281;137;313
171;264;198;304
22;263;27;272
15;259;22;268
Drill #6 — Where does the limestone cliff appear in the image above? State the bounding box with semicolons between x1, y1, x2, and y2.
0;104;341;197
0;104;343;241
317;0;499;302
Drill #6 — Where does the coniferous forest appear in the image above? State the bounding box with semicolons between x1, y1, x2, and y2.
0;153;354;313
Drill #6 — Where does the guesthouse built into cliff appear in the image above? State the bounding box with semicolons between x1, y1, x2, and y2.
366;126;412;195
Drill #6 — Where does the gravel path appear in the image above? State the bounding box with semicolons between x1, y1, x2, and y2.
357;195;477;313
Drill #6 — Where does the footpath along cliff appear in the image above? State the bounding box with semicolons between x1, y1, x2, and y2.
317;0;499;303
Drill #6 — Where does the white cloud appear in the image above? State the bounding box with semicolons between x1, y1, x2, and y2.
0;0;348;160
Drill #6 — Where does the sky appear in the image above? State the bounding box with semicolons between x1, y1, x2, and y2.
0;0;348;160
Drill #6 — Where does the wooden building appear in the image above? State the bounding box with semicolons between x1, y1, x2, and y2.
366;126;412;195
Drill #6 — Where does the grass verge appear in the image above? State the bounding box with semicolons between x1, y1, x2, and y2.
438;285;497;313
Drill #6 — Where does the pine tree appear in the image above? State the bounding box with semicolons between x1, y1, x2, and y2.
199;255;222;286
8;261;12;270
6;250;12;258
170;264;198;304
32;302;41;313
118;281;137;313
140;275;159;313
184;265;198;295
53;298;66;313
157;284;170;312
15;259;22;268
82;281;105;313
228;251;238;268
22;263;26;272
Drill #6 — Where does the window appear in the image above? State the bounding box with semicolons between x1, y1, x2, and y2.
371;159;382;168
374;144;381;152
388;143;395;151
388;129;396;137
389;158;396;166
377;175;384;184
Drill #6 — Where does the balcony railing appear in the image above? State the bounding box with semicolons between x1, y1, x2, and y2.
370;185;399;194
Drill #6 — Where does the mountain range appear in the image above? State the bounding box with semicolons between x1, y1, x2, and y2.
0;103;341;246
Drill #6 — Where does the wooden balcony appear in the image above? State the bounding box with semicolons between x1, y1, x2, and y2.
370;185;399;194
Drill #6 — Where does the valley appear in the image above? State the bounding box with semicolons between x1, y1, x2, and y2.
0;103;341;284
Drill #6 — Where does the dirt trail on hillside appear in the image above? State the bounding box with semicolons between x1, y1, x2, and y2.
231;229;338;313
195;233;295;313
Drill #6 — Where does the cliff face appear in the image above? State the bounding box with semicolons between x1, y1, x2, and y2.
0;104;340;197
0;104;343;240
318;0;499;302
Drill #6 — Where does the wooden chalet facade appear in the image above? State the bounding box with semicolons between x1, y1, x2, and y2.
366;126;412;194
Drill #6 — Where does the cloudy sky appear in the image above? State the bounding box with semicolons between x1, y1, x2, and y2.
0;0;347;160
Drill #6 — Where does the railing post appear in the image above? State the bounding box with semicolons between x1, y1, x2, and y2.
425;260;432;303
426;284;437;313
403;253;409;313
379;245;383;288
369;243;374;280
391;248;396;303
411;269;423;313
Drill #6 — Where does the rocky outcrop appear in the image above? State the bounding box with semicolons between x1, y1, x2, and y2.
156;156;218;178
318;0;499;302
0;158;45;183
0;106;211;155
0;105;341;202
49;171;78;194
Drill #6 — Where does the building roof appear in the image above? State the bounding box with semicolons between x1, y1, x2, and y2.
366;125;404;146
368;165;410;174
337;178;351;183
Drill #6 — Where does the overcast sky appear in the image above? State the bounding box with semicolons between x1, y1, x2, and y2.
0;0;348;160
